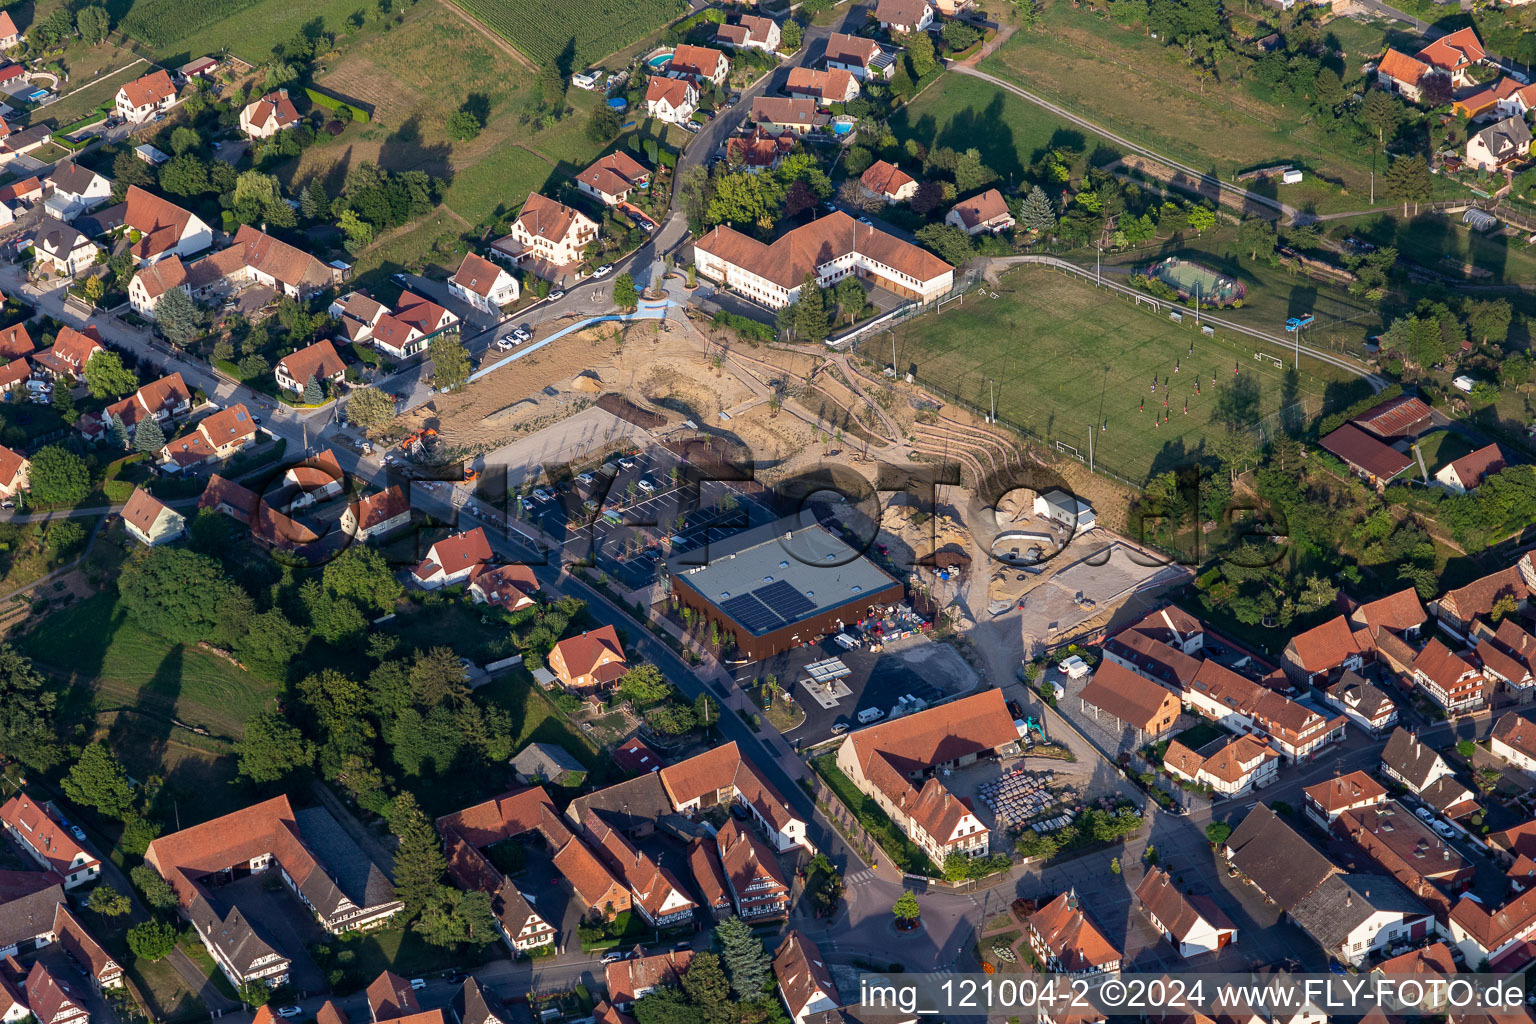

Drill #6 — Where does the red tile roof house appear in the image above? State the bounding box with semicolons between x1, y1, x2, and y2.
492;193;600;284
668;43;731;86
575;152;651;207
1133;867;1237;958
645;76;700;125
0;444;29;499
686;837;733;918
143;795;403;985
660;741;808;853
547;625;627;695
114;69;177;124
1323;671;1398;733
832;690;1013;864
17;961;88;1024
1027;889;1123;978
449;252;519;316
280;449;344;510
1491;712;1536;776
160;402;258;471
467;563;539;611
121;486;185;546
750;96;818;136
200;224;342;301
1431;554;1536;642
773;931;839;1024
1282;614;1369;687
1333;803;1474;923
1160;733;1279;797
275;338;346;395
1412;639;1486;715
412;527;493;589
1075;660;1181;741
582;812;697;926
341;485;411;541
128;254;190;319
716;817;789;920
715;15;782;53
440;822;557;955
693;211;954;309
394;290;458;338
1183;658;1346;762
0;794;100;889
875;0;932;33
785;67;861;106
859;160;918;204
1434;442;1508;495
1302;770;1387;827
605;950;694;1012
122;185;213;264
946;188;1015;235
1447;886;1536;972
1353;394;1434;440
1417;26;1487;87
239;89;301;139
825;32;895;81
31;325;103;382
329;290;389;343
0;12;22;49
77;371;192;441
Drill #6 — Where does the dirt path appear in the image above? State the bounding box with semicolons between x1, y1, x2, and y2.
432;0;537;72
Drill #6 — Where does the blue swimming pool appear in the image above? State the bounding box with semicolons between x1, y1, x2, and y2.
646;51;673;69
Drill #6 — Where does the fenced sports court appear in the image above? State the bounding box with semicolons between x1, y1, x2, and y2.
1148;257;1246;305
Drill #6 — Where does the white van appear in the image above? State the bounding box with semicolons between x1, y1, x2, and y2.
856;707;884;724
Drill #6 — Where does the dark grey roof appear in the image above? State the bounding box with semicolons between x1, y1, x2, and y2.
188;895;286;976
1328;671;1394;718
1422;775;1475;813
511;742;587;783
0;881;63;950
47;163;105;198
293;806;398;916
3;124;53;153
1225;803;1335;910
566;773;673;834
1288;873;1428;954
1381;728;1444;790
34;216;90;254
75;202;126;238
452;976;506;1024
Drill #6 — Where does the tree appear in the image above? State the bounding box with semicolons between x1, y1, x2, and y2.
694;692;720;728
1187;205;1216;234
619;663;672;705
119;547;252;646
942;18;979;51
1109;856;1121;875
155;287;205;347
410;646;471;708
302;374;323;405
131;864;178;909
133;415;165;454
346;387;397;432
1236;217;1276;261
323;546;404;613
899;30;938;78
893;889;921;923
52;381;77;424
119;814;162;856
781;18;803;50
302;179;331;221
63;743;134;818
391;791;447;918
415;886;499;945
1204;821;1232;845
158;155;210;197
833;276;867;325
915;223;976;266
233;609;308;677
714;915;770;999
76;5;110;43
586;104;621;142
430;334;471;391
236;710;314;783
29;446;89;506
1312;68;1344;114
1384;156;1432;214
1467;298;1512;346
791;273;829;342
680;952;732;1024
238;982;272;1008
84;350;138;398
233;170;296;228
169;126;201;156
1361;90;1401;145
447;110;483;141
127;922;178;961
88;884;131;917
613;272;639;309
1019;185;1055;233
0;645;61;771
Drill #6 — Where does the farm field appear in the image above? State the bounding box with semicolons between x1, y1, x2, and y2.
889;72;1110;186
977;4;1463;213
446;0;685;66
121;0;365;61
870;266;1358;484
21;591;278;741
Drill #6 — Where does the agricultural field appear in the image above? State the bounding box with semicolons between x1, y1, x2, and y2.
446;0;686;67
977;4;1458;214
21;591;279;741
871;265;1358;483
119;0;365;61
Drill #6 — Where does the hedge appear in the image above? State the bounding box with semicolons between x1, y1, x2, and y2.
305;88;371;123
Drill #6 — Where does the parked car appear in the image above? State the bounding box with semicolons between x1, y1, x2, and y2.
1434;821;1457;840
409;979;427;991
69;825;86;842
1059;655;1090;679
512;326;532;342
618;457;636;470
276;1009;303;1019
392;273;411;285
1414;806;1435;822
578;472;596;485
548;290;566;301
592;264;613;278
830;721;849;735
636;477;656;493
533;488;554;503
601;952;627;965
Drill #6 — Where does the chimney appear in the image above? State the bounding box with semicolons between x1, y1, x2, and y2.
1345;892;1352;907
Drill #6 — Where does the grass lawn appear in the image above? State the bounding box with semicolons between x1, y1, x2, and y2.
1414;428;1475;474
124;0;370;63
1329;210;1536;288
1172;721;1228;751
870;264;1357;484
445;0;681;67
810;754;940;876
330;925;472;990
21;591;279;740
29;62;152;129
977;4;1464;213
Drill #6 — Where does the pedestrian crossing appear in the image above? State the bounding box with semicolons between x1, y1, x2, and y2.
845;868;877;885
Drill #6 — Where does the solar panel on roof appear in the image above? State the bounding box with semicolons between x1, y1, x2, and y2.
720;592;783;634
753;579;815;620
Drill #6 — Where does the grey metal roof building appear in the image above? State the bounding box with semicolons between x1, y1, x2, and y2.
292;806;400;922
668;517;903;660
